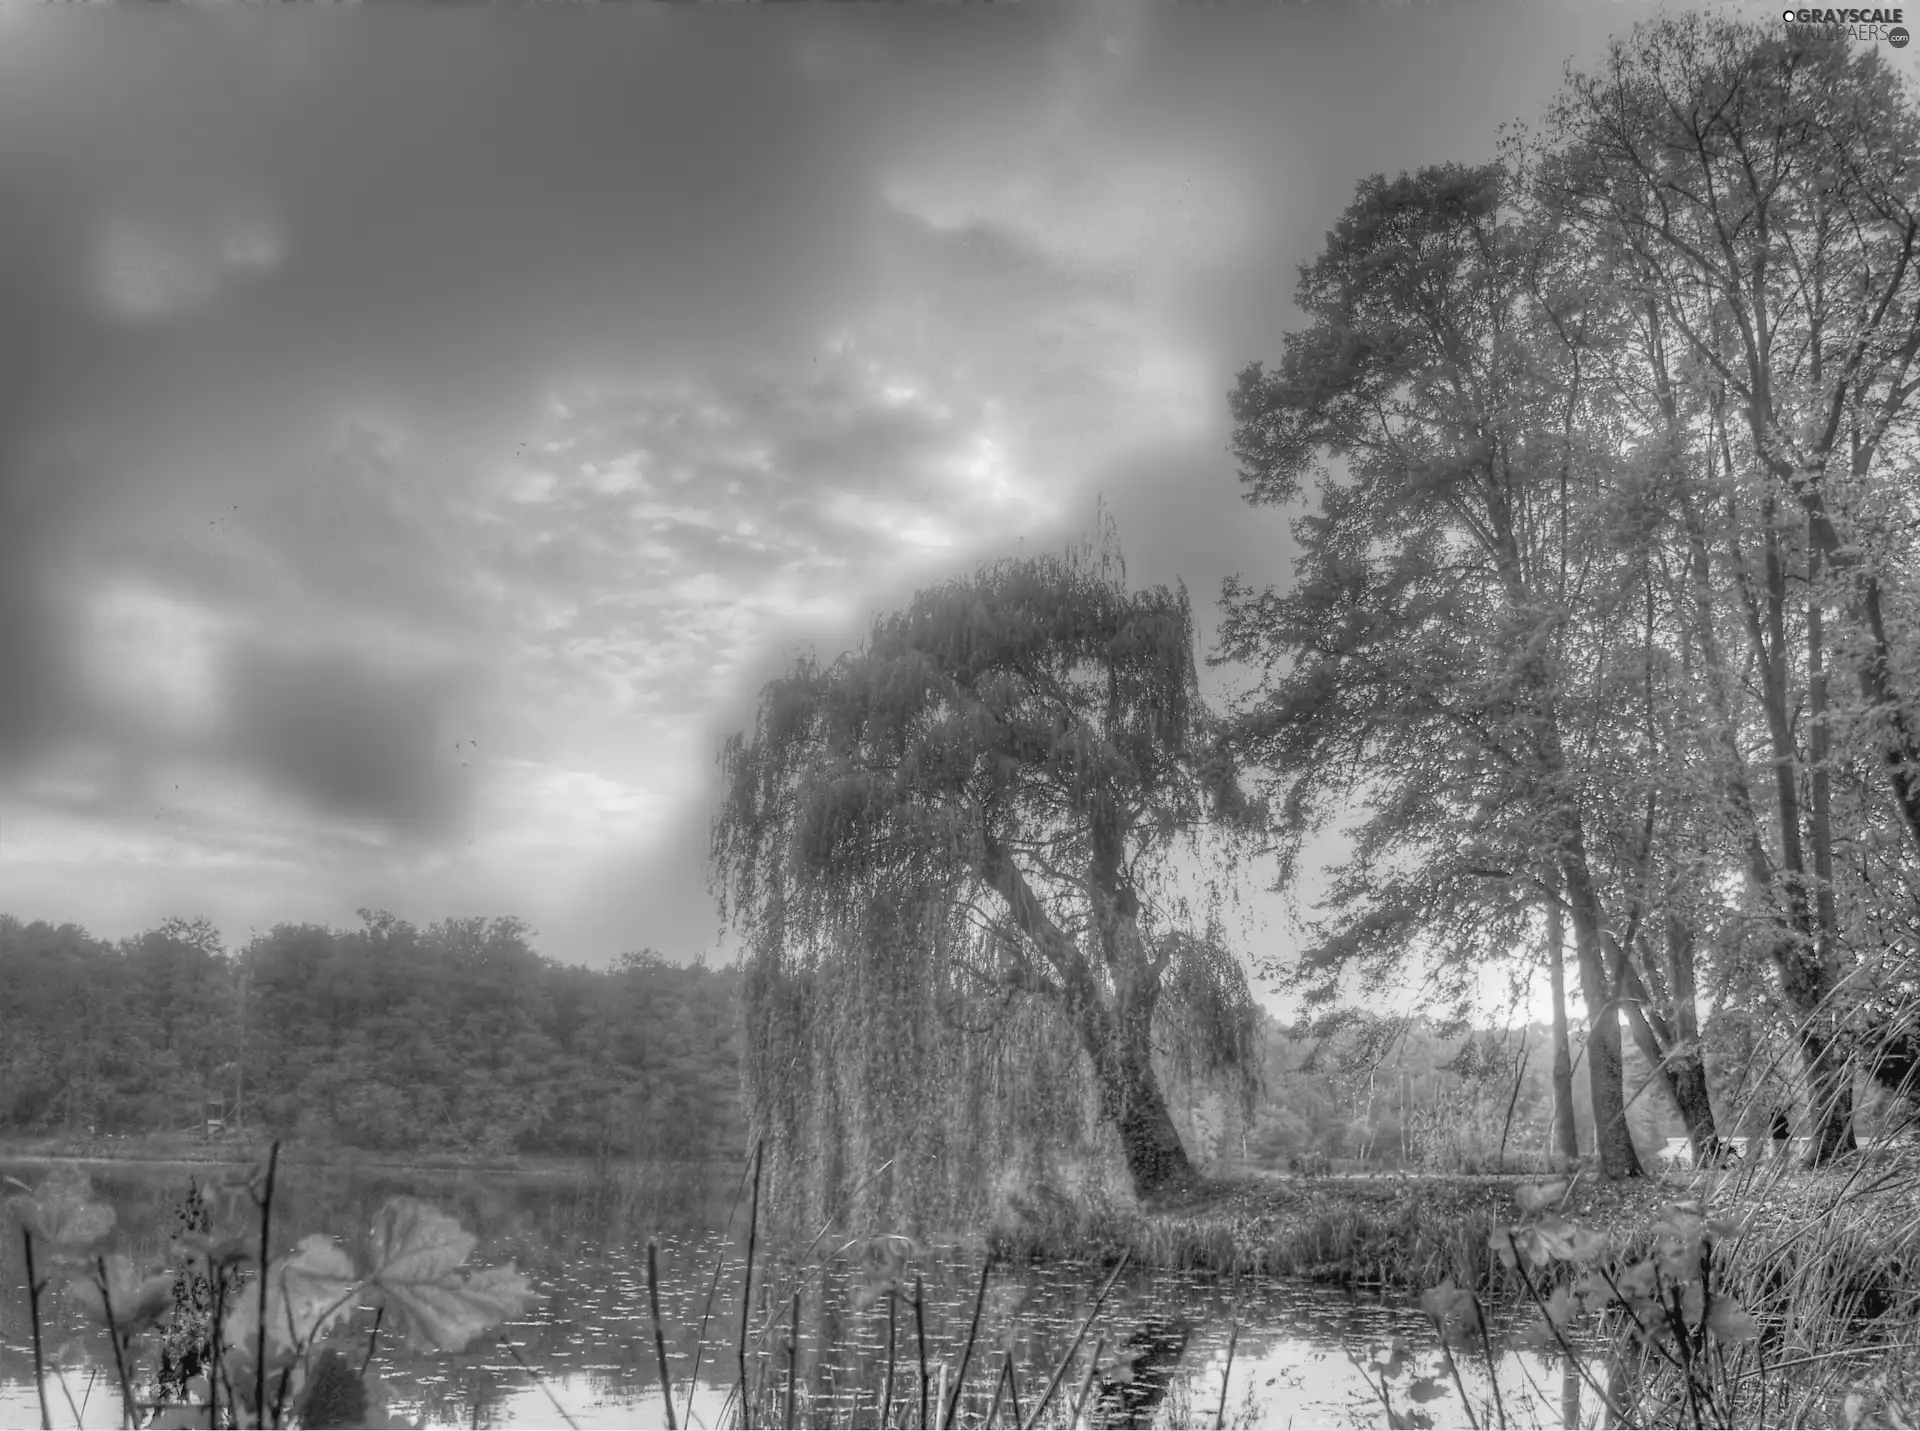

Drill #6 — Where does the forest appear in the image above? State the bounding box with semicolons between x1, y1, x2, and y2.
0;912;744;1163
711;16;1920;1225
0;905;1730;1177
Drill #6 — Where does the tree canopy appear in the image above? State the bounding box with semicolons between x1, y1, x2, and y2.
713;523;1261;1209
1218;17;1920;1177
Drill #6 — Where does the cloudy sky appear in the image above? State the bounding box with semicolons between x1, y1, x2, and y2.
3;0;1863;975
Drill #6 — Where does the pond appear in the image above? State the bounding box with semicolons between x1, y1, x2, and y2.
0;1157;1590;1429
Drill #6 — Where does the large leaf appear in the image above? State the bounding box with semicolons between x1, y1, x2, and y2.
1652;1202;1708;1283
6;1166;116;1250
68;1255;174;1337
1498;1214;1605;1269
1530;1214;1607;1266
362;1198;535;1351
1418;1279;1488;1350
223;1236;359;1356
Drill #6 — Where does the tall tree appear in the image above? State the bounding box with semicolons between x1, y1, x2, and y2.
1541;18;1920;1160
1219;162;1646;1177
711;526;1261;1198
1543;879;1581;1169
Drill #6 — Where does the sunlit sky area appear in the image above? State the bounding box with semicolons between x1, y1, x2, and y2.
3;1;1889;998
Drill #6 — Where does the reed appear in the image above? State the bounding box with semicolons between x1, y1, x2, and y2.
942;1255;993;1429
738;1138;764;1430
21;1228;50;1431
646;1238;678;1430
990;1177;1511;1293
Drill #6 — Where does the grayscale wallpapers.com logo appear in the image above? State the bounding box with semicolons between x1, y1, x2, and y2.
1781;7;1910;43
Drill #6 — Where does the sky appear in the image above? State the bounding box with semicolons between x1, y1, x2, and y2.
3;0;1891;987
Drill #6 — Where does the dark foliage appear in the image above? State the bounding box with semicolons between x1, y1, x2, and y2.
0;912;745;1161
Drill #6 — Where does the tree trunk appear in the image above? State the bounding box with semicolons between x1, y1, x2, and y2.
1081;800;1198;1197
1802;533;1857;1165
1545;884;1580;1169
1669;1060;1721;1163
1663;916;1722;1162
1559;838;1643;1180
980;834;1199;1197
1727;495;1856;1165
1610;922;1721;1160
1078;994;1195;1198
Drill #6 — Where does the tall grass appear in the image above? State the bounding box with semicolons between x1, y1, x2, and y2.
988;1175;1512;1293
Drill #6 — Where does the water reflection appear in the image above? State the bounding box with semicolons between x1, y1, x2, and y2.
1;1157;1590;1429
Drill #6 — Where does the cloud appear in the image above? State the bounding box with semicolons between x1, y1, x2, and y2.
7;0;1683;969
90;193;284;323
222;637;478;842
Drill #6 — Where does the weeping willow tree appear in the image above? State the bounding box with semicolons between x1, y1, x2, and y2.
711;525;1262;1219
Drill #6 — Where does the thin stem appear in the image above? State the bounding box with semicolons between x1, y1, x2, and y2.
1657;1269;1709;1431
358;1306;384;1378
1427;1315;1480;1431
1065;1338;1104;1429
914;1276;929;1431
53;1364;85;1430
983;1358;1010;1430
881;1288;897;1431
1470;1292;1509;1430
254;1140;281;1427
943;1255;994;1430
209;1266;232;1431
738;1140;763;1431
784;1288;801;1431
683;1148;754;1416
1005;1353;1024;1428
94;1258;136;1431
21;1229;50;1431
1593;1260;1689;1381
1022;1250;1130;1430
647;1240;679;1431
1214;1322;1238;1431
272;1364;298;1429
1504;1232;1635;1429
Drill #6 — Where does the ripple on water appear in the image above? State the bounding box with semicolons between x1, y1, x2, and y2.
0;1162;1591;1429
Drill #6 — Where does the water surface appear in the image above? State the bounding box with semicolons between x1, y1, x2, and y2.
0;1157;1588;1429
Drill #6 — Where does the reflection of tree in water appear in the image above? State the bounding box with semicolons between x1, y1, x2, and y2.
1094;1316;1193;1428
0;1162;1579;1428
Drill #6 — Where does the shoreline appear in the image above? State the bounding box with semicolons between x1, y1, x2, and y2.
0;1139;731;1181
994;1154;1920;1302
12;1138;1913;1317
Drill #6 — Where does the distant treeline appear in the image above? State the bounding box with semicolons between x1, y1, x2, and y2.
1241;1010;1908;1175
0;910;745;1160
1244;1015;1646;1173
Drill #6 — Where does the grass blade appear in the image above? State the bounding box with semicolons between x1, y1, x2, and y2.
914;1275;929;1430
738;1139;764;1431
1214;1322;1238;1431
21;1230;49;1431
1022;1249;1129;1430
785;1289;801;1431
881;1287;897;1430
1065;1338;1104;1430
647;1239;678;1431
942;1254;994;1429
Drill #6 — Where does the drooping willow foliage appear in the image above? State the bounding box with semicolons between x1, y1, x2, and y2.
740;882;1112;1237
714;525;1265;1230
